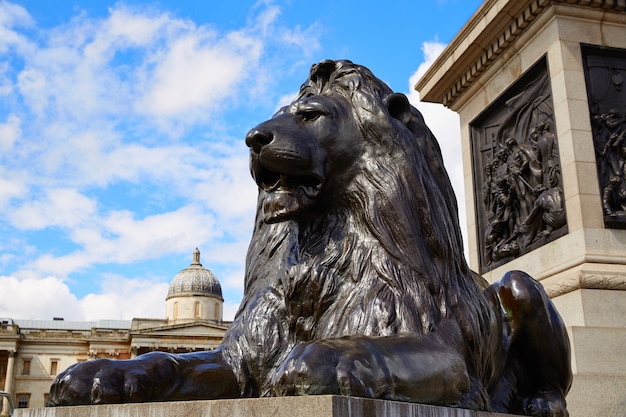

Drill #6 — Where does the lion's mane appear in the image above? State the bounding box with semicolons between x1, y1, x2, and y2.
222;60;495;397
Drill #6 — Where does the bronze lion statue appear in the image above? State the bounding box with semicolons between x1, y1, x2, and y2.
50;60;572;416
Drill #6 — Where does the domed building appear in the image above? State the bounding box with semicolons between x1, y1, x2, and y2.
129;248;230;357
166;248;224;323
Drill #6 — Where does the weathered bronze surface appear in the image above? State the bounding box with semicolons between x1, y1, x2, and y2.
582;45;626;228
471;56;567;272
49;60;571;417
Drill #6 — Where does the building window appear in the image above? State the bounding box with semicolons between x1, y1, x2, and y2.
195;301;201;318
17;393;30;408
22;359;31;375
50;360;58;376
214;303;220;320
173;301;179;319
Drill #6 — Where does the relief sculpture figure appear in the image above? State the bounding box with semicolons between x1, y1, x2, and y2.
485;150;520;261
49;60;572;417
504;137;532;221
594;109;626;218
518;123;566;242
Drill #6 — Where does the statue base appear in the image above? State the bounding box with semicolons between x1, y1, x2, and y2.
13;396;519;417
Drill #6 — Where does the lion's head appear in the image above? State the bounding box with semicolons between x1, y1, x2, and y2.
245;84;362;224
245;59;471;283
246;60;461;231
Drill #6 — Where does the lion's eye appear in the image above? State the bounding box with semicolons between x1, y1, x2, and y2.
300;110;324;122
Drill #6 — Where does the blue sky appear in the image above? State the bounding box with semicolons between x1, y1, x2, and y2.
0;0;482;321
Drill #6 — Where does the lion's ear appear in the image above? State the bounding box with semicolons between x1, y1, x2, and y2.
384;93;412;126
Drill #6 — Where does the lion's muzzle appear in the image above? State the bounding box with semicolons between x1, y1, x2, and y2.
245;118;326;223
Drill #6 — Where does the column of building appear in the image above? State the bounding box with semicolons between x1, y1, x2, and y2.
1;351;16;417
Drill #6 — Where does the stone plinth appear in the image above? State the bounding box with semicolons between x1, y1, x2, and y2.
415;1;626;417
13;396;518;417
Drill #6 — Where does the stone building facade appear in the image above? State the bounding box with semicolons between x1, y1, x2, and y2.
0;249;230;414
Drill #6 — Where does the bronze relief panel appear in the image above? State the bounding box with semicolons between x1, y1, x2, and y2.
471;56;568;273
582;45;626;228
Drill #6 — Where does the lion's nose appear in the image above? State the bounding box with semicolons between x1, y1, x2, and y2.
245;127;273;154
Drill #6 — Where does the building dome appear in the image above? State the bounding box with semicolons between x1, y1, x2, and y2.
166;248;222;300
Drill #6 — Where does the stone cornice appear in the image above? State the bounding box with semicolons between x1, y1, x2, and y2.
415;0;626;109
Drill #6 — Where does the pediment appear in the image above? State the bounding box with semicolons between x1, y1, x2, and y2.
131;321;228;337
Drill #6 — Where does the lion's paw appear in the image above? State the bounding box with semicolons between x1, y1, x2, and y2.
270;339;391;399
270;341;343;396
49;359;127;405
522;391;568;417
49;352;178;406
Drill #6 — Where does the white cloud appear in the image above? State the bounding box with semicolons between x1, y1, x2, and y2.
278;23;322;52
407;40;446;105
0;113;20;150
408;40;468;257
0;274;170;321
253;4;281;36
104;6;172;47
0;1;33;26
41;131;199;188
99;205;218;263
3;3;272;138
138;33;250;117
16;67;48;116
19;204;219;278
0;2;34;54
0;275;82;320
0;62;15;96
9;188;96;230
191;151;258;220
81;275;170;320
0;175;24;208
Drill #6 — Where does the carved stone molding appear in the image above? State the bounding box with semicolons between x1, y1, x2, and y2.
447;1;626;108
545;270;626;298
417;0;626;108
441;0;550;107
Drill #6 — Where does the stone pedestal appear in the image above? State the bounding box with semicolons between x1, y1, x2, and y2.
12;396;518;417
416;1;626;416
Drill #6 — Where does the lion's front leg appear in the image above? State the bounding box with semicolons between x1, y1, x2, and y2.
49;349;240;405
270;329;472;405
